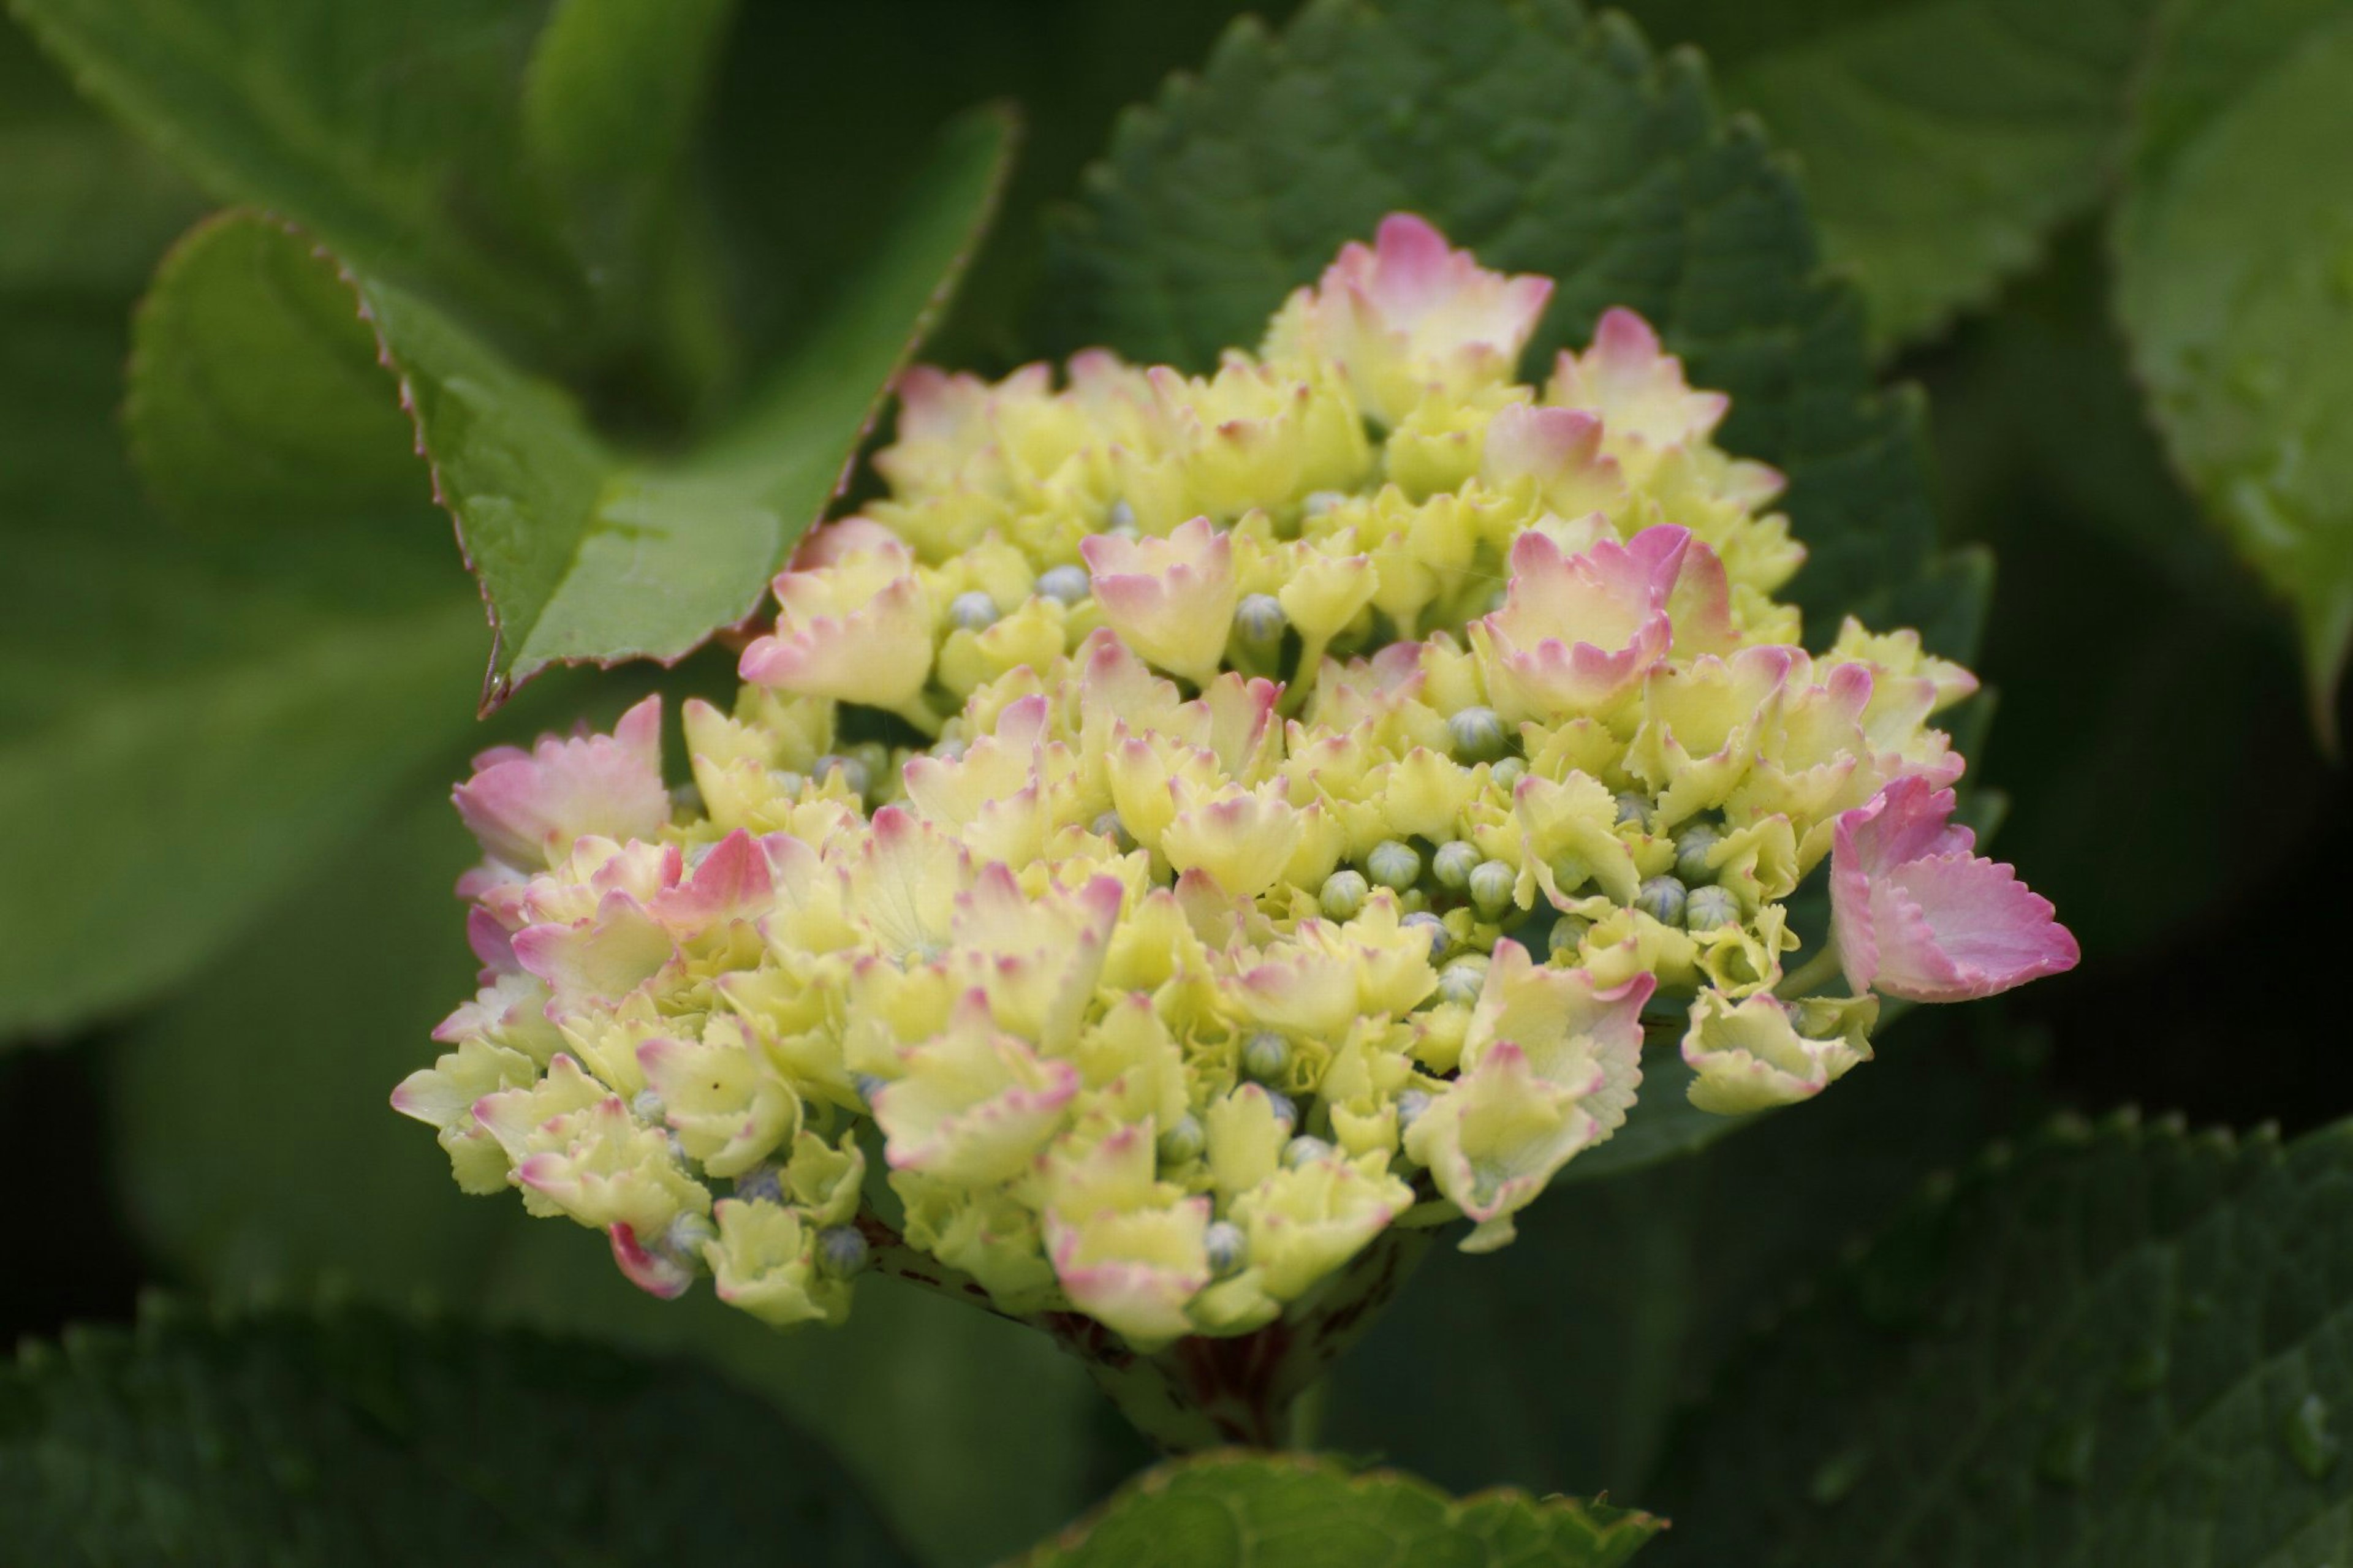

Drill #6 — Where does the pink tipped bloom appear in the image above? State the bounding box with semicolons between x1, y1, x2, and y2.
1547;307;1729;452
740;537;934;711
1830;775;2078;1002
1081;517;1239;685
1267;212;1553;423
453;696;669;872
1469;526;1696;717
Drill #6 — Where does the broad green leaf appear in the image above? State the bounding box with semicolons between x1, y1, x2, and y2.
1650;1113;2353;1566
108;779;1113;1568
2111;0;2353;735
1017;1453;1660;1567
129;108;1013;703
0;12;199;295
0;1301;911;1564
1326;1014;2026;1505
1624;0;2162;347
0;291;484;1039
1043;0;1949;642
5;0;575;332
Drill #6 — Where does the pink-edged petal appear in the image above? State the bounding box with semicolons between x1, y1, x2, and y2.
452;695;669;871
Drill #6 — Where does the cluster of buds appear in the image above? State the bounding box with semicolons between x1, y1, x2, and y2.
396;215;2076;1352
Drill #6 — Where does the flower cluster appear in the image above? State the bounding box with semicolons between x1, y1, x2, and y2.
396;215;2076;1349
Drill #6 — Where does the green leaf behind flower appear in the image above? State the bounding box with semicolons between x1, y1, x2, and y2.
1624;0;2164;349
1043;0;1952;646
0;1301;913;1564
1015;1452;1659;1568
1648;1112;2353;1565
2111;0;2353;737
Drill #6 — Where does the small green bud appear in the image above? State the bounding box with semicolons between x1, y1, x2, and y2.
1548;854;1592;897
1320;868;1370;920
1448;705;1507;762
1036;564;1090;605
1204;1220;1247;1276
1396;1088;1433;1132
1469;858;1517;917
630;1087;665;1121
1683;884;1741;932
732;1164;785;1206
1489;756;1527;793
1234;593;1287;645
1401;910;1449;960
1431;840;1480;890
1673;821;1724;884
1614;790;1651;829
1547;914;1591;958
1157;1112;1207;1165
669;782;705;816
949;590;999;631
1437;959;1486;1007
851;1072;889;1107
1366;839;1423;890
1265;1089;1298;1128
1105;499;1138;534
1241;1031;1292;1083
818;1225;870;1277
1282;1134;1335;1169
1092;811;1138;853
765;767;806;795
1633;874;1688;926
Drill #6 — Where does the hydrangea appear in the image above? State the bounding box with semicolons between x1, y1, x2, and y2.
395;213;2074;1368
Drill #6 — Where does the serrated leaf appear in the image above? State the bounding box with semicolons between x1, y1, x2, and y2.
1623;0;2163;347
1043;0;1949;642
1650;1114;2353;1566
108;779;1115;1568
1325;1016;2025;1509
0;1303;912;1564
6;0;575;331
130;106;1012;705
2111;0;2353;737
0;289;485;1040
1016;1452;1660;1568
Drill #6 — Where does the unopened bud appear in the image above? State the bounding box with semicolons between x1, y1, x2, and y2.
1633;874;1688;926
816;753;871;800
949;590;999;631
1234;593;1287;646
1320;868;1370;920
732;1164;785;1206
1302;490;1347;517
1489;757;1527;792
1683;884;1741;932
1037;564;1090;605
1468;858;1517;917
1431;839;1480;890
1614;790;1650;829
1402;911;1448;960
1105;499;1139;535
1241;1031;1292;1083
1447;705;1507;762
1547;914;1592;958
1366;839;1422;891
1204;1220;1248;1276
818;1225;870;1278
1092;811;1138;852
1157;1113;1207;1165
1396;1088;1433;1132
1673;822;1724;884
1281;1134;1335;1169
1436;960;1485;1007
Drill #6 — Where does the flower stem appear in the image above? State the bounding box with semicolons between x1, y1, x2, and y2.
1774;945;1847;1001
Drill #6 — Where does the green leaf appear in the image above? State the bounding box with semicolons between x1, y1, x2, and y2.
5;0;576;331
0;11;199;295
1649;1112;2353;1566
1016;1453;1660;1568
2111;0;2353;736
1326;1015;2029;1507
108;778;1116;1568
1043;0;1944;639
0;291;485;1040
1623;0;2163;347
0;1301;912;1564
130;107;1013;703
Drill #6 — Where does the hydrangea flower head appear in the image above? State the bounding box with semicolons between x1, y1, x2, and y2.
396;216;2074;1376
